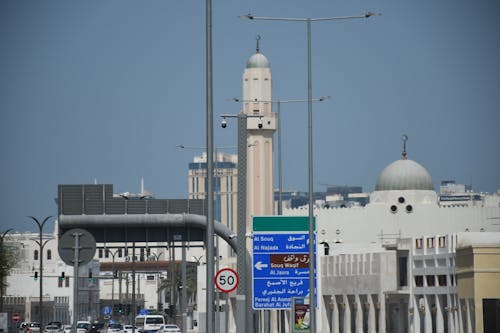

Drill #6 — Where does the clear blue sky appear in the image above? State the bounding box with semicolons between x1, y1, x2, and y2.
1;1;499;232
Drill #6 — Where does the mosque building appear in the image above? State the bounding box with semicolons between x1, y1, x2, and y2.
284;137;500;332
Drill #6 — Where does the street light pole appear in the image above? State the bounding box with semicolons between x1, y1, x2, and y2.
0;228;13;313
229;96;329;216
29;216;52;330
241;12;378;332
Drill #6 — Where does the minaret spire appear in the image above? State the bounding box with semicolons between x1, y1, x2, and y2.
402;134;408;159
256;35;261;53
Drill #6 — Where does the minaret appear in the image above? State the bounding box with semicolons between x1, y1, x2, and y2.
242;37;277;225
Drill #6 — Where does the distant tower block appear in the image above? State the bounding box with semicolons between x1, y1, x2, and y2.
242;36;277;225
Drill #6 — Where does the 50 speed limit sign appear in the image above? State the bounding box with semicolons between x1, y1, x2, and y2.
215;268;239;293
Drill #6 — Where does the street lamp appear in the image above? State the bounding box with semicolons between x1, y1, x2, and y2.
241;12;378;333
220;113;263;333
29;216;53;330
229;96;330;216
0;229;13;313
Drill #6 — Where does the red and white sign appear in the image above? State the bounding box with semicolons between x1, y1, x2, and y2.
12;313;20;323
215;267;239;293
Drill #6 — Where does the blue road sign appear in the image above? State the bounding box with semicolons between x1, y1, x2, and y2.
252;231;316;309
103;306;112;315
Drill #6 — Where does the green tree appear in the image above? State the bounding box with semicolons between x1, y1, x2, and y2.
158;262;198;306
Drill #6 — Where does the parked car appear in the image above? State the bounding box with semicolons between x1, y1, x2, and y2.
62;325;72;333
106;324;123;333
28;323;41;333
43;325;62;333
160;325;180;333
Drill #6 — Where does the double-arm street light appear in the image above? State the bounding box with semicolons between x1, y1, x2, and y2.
29;216;53;330
241;12;378;332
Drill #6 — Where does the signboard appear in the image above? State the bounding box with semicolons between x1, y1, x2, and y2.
292;298;310;333
215;268;239;293
252;216;316;310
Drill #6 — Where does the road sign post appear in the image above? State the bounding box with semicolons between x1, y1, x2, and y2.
252;216;316;310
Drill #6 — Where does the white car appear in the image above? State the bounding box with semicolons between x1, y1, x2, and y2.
106;324;123;333
62;326;72;333
160;325;180;333
122;326;137;333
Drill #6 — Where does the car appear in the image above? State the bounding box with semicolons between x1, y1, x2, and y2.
122;326;138;333
47;323;62;330
89;323;105;333
76;322;91;333
62;325;72;333
160;325;180;333
19;322;30;333
43;325;62;333
106;324;123;333
27;323;41;333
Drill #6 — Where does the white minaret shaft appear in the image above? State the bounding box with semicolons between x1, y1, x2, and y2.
242;38;277;225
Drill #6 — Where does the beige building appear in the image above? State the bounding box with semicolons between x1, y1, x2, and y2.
456;232;500;333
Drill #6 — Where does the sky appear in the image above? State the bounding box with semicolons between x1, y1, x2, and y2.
1;0;499;233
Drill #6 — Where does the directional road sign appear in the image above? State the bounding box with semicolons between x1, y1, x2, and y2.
252;216;316;310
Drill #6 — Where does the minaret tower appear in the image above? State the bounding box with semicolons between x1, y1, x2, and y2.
242;37;277;223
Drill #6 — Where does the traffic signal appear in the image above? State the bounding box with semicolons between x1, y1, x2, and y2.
88;270;93;282
126;304;131;315
34;271;38;281
60;272;65;281
158;303;163;312
113;270;118;279
118;303;123;314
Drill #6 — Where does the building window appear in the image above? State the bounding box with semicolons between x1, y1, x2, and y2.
105;250;109;258
415;275;423;287
427;237;435;248
146;275;155;281
118;248;122;258
438;236;446;248
58;277;63;288
416;238;423;249
47;250;52;260
426;275;435;286
398;257;408;287
34;250;39;260
438;275;447;286
65;277;70;287
98;249;103;258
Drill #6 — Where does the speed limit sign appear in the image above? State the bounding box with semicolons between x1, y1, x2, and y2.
215;267;239;293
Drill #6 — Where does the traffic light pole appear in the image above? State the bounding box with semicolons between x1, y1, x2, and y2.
72;232;81;333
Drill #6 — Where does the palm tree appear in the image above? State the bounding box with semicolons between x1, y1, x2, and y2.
157;262;198;314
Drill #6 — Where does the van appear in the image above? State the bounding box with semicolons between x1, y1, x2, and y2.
134;315;165;333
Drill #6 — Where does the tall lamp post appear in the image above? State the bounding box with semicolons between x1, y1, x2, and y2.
241;12;378;332
229;97;329;216
29;216;53;329
0;228;13;313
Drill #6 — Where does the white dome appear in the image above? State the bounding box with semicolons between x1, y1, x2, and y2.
375;159;434;191
246;53;269;68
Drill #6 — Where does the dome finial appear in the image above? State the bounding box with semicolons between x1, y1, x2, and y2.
256;35;261;53
402;134;408;159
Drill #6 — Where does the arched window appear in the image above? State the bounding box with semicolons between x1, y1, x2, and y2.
47;249;52;260
34;250;39;260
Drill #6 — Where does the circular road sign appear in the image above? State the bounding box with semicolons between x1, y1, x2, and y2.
12;313;20;323
58;228;96;266
215;268;239;293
